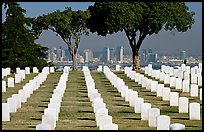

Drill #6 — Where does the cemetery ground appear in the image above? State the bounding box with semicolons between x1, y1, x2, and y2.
2;71;202;130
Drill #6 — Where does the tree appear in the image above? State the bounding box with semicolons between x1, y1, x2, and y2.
87;2;195;71
31;8;90;71
2;2;48;72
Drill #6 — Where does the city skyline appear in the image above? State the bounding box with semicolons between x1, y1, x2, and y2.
2;2;202;56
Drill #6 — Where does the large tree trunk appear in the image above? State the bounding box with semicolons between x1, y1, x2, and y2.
72;47;78;71
132;48;141;71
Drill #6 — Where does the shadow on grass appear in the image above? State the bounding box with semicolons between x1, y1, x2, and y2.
30;117;42;121
38;105;48;108
123;117;141;120
114;104;129;107
78;110;93;113
77;117;95;121
28;125;36;128
77;125;97;128
174;117;189;120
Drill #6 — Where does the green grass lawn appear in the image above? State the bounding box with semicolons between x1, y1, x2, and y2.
2;71;202;130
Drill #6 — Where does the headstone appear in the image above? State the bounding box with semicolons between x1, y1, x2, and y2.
2;80;6;92
141;103;151;120
179;97;188;113
183;72;190;80
157;115;170;130
182;80;189;92
36;123;52;130
50;67;55;73
190;84;198;97
175;78;182;90
169;123;185;130
169;77;176;88
33;67;39;73
162;87;170;101
151;81;158;92
200;88;202;100
174;69;178;78
197;75;202;86
42;114;56;130
2;103;10;121
98;115;113;130
189;103;200;120
191;74;197;84
156;84;164;97
15;74;21;83
134;97;144;113
116;65;120;71
170;92;179;106
16;67;21;74
25;67;30;74
148;108;160;127
164;74;170;84
129;91;138;107
7;97;17;113
8;77;14;88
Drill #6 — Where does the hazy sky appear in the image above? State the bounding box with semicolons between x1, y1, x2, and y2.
2;2;202;56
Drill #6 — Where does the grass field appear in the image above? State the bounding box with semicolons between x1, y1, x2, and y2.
2;71;202;130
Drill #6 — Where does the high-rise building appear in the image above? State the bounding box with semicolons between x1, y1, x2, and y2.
109;48;115;63
148;53;158;62
102;47;110;64
116;46;123;63
84;49;93;63
180;50;186;60
148;48;153;54
142;48;147;62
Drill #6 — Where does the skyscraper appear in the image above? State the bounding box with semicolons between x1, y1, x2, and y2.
142;48;147;62
102;47;110;64
84;49;93;63
180;50;186;60
116;46;123;63
109;48;115;63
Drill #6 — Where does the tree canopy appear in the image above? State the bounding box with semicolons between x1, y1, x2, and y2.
2;2;49;72
87;2;195;71
32;7;90;70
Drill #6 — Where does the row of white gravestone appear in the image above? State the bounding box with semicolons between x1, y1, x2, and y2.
124;66;201;119
36;68;69;130
104;66;185;130
142;65;202;97
2;67;50;122
83;66;118;130
145;64;202;87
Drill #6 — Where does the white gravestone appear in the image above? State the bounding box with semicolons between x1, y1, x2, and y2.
179;97;188;113
25;67;30;74
200;88;202;100
116;65;120;71
190;84;198;97
134;97;144;113
15;74;21;83
50;67;55;73
7;97;17;113
164;74;170;84
101;123;118;130
182;80;189;92
16;67;21;74
151;81;158;92
169;123;185;130
2;80;6;92
42;114;55;130
156;84;164;97
175;78;182;90
189;103;200;120
157;115;170;130
162;87;170;101
8;77;14;88
141;103;151;120
191;74;197;84
148;108;160;127
170;92;179;106
183;72;190;80
197;75;202;86
2;103;10;121
36;124;52;130
169;77;176;88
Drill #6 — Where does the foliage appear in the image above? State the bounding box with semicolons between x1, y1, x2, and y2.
2;2;48;72
87;2;195;70
31;8;90;70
